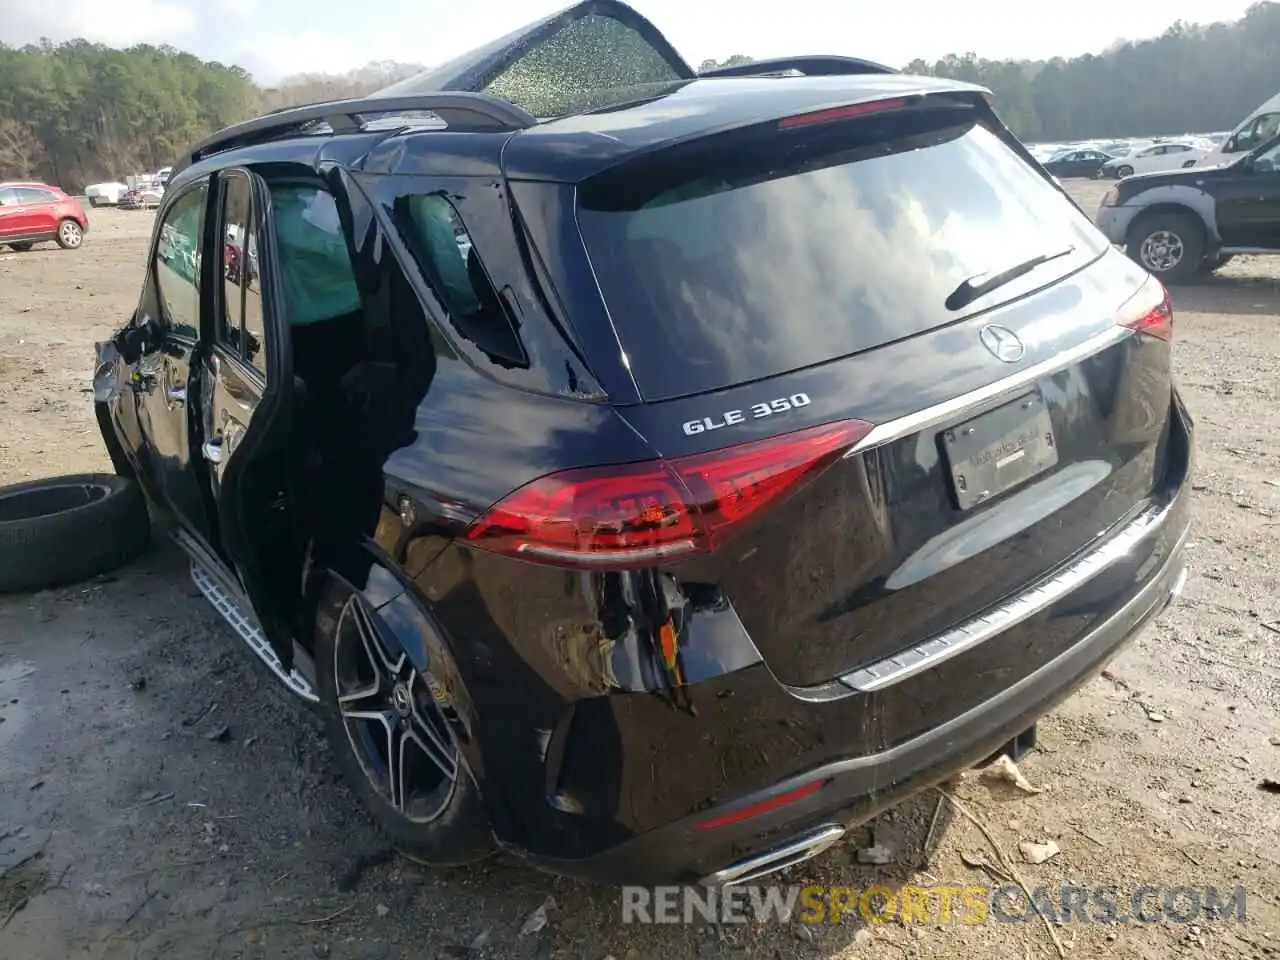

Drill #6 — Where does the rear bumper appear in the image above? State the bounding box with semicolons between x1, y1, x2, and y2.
518;392;1194;886
527;509;1189;884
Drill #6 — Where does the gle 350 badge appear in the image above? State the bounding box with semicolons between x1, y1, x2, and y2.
682;393;812;436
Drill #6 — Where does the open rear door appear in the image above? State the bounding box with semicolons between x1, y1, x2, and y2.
199;166;299;669
373;0;694;118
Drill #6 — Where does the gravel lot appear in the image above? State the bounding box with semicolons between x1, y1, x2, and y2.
2;181;1280;960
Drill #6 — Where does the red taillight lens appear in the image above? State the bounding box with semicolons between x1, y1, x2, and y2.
1117;278;1173;342
778;97;912;130
465;419;874;568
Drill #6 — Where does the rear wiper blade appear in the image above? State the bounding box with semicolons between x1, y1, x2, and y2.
945;246;1076;312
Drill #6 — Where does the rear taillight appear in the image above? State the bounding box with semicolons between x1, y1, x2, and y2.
465;419;874;569
1117;279;1173;342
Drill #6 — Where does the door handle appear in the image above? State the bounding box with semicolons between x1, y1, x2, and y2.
202;438;224;463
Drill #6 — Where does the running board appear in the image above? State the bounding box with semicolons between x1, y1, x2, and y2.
187;559;319;704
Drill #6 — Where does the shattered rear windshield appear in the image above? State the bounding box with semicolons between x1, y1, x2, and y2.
482;13;685;117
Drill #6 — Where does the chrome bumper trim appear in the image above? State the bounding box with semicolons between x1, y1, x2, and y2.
835;499;1173;694
847;324;1132;456
701;824;846;887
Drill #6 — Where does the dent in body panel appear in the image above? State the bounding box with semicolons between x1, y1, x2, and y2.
403;539;767;849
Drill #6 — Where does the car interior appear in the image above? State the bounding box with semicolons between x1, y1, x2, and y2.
220;174;443;643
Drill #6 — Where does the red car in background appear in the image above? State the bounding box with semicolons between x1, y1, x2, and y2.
0;181;89;251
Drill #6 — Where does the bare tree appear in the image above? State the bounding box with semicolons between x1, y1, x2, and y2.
0;119;46;180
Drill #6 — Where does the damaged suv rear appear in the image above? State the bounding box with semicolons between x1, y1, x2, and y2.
88;0;1192;885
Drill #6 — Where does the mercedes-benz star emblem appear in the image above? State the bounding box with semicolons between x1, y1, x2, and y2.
391;683;412;718
979;324;1025;363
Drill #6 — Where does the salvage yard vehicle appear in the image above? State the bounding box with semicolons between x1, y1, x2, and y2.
0;0;1193;886
119;184;164;210
1100;140;1207;178
1096;131;1280;284
0;181;89;251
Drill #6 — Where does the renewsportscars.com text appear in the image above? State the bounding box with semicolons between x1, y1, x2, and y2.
621;884;1248;926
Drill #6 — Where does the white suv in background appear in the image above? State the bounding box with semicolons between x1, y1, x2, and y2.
1099;141;1208;178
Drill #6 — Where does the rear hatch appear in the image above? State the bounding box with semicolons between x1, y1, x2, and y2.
543;96;1177;688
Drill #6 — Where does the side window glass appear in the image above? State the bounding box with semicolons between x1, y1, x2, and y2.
0;188;14;205
1257;113;1280;142
1252;139;1280;172
219;174;251;358
15;188;50;203
268;184;362;330
153;185;207;339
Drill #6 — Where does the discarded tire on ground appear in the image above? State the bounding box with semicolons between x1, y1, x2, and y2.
0;474;151;593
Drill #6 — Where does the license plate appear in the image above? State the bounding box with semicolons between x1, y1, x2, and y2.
942;391;1059;511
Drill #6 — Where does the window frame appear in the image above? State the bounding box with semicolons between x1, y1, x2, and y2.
147;179;211;343
14;187;55;203
391;189;527;368
212;168;268;384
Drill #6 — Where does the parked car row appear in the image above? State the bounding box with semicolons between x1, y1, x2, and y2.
84;167;172;207
121;184;165;209
1039;141;1209;180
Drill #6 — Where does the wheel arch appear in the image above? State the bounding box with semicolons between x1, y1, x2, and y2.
1123;189;1220;247
315;545;488;780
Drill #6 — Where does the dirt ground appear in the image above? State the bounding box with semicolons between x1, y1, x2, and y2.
2;183;1280;960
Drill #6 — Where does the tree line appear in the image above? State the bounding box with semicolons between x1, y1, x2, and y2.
2;2;1278;192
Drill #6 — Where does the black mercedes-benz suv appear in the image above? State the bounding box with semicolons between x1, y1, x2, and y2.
89;0;1193;885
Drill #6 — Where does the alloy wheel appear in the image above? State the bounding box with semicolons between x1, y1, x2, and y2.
333;596;459;823
59;221;83;248
1139;230;1184;273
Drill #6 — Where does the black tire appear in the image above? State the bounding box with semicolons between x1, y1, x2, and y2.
55;218;84;250
1126;211;1206;285
8;242;34;252
312;577;494;866
0;474;151;593
1116;165;1134;178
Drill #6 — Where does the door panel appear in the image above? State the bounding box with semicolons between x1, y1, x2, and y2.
200;167;296;666
133;331;215;540
131;181;219;546
0;188;16;237
3;189;48;237
1216;143;1280;249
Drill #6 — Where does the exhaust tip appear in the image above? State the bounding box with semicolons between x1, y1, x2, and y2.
700;824;846;887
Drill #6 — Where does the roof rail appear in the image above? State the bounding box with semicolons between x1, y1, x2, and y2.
175;92;536;174
697;56;898;79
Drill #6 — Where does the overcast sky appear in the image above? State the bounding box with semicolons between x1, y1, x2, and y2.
0;0;1260;84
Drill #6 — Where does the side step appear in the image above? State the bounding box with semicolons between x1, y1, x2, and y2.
188;560;319;704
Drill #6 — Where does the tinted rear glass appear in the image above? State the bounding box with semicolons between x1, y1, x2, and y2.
575;108;1107;401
